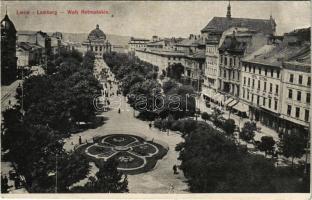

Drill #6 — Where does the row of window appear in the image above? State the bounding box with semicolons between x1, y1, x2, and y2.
243;64;280;79
169;57;182;61
243;77;279;94
288;73;311;86
288;89;310;103
242;89;278;110
220;55;240;67
206;68;217;76
206;58;217;66
206;46;217;54
287;105;310;121
90;46;109;52
221;69;240;80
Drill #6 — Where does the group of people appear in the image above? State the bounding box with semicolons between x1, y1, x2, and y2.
1;172;22;192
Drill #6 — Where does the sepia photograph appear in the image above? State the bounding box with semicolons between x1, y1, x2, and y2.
0;0;311;199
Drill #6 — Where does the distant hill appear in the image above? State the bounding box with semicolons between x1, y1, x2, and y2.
18;30;131;47
62;32;130;47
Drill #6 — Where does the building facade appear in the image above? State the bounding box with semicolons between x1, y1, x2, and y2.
1;12;17;85
16;42;43;67
82;24;112;57
128;37;150;53
240;28;310;132
280;45;310;133
18;30;53;66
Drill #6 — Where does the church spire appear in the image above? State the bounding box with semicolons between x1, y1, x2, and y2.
5;5;7;15
226;0;231;19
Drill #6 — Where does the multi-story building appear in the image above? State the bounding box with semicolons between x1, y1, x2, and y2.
82;24;112;57
16;42;43;67
128;37;150;53
200;2;276;106
135;35;205;90
135;49;185;73
202;32;221;101
240;28;310;132
218;28;271;110
280;43;310;134
1;11;17;85
18;30;52;65
200;2;276;40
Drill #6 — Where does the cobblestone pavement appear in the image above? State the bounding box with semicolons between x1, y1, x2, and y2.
64;59;189;193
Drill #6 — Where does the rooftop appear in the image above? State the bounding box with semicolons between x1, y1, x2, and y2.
242;42;310;67
201;16;275;35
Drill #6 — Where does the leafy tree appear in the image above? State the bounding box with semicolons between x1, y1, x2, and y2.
257;136;276;157
175;121;277;192
201;112;210;122
1;176;9;193
222;119;236;137
239;121;257;143
55;153;91;192
82;51;95;70
162;80;178;94
71;159;128;193
279;129;308;167
167;63;184;80
211;107;224;126
121;73;144;96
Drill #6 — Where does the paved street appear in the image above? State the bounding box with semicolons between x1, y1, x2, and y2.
64;58;189;193
196;95;280;141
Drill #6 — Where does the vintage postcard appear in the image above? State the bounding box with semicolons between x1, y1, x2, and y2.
0;0;311;200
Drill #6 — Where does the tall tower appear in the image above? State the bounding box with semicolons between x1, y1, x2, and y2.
1;8;17;85
270;15;277;35
226;1;231;19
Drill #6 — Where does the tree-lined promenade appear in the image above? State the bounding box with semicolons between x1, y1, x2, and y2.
104;52;309;193
1;50;128;193
1;50;309;193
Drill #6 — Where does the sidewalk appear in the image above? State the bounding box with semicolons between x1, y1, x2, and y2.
63;58;189;193
196;95;280;141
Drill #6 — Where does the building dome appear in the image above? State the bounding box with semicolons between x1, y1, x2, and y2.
87;24;106;41
1;14;17;35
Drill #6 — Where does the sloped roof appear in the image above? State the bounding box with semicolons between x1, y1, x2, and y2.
201;17;274;35
176;37;205;47
130;37;150;41
242;43;310;67
219;35;248;53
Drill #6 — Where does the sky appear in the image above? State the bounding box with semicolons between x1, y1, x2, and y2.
1;1;310;38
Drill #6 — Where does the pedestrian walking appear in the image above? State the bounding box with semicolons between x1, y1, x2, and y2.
14;178;19;189
118;108;121;114
169;183;174;193
149;123;152;129
173;165;178;174
3;175;8;185
79;136;82;145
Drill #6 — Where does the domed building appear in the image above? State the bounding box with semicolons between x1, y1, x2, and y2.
83;24;111;57
1;11;17;85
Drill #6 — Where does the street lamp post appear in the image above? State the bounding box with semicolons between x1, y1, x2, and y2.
55;153;58;193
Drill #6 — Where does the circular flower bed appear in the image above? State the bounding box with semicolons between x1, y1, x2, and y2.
75;134;168;174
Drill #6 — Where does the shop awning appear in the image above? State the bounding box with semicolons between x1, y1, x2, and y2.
233;102;249;113
224;98;234;105
228;100;238;107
